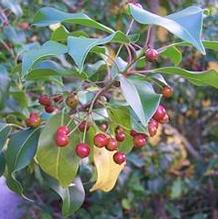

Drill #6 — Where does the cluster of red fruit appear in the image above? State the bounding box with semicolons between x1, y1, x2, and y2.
39;94;63;113
93;127;127;165
147;104;169;137
54;124;91;158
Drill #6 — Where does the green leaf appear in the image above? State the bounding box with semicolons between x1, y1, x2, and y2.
36;113;81;187
130;78;162;124
46;176;85;217
0;65;10;109
159;41;218;54
10;91;29;109
33;7;114;33
119;76;162;127
22;41;67;75
0;152;6;176
51;26;89;42
203;41;218;51
0;123;11;151
119;75;146;125
153;67;218;89
160;46;182;65
129;4;205;54
51;25;70;42
68;31;130;71
5;128;40;196
170;178;183;199
108;106;133;153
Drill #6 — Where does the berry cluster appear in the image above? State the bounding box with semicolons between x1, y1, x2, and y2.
148;104;169;137
55;126;70;147
39;95;62;113
54;124;91;158
94;130;126;165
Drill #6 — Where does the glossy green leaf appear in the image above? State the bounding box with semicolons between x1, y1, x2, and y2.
160;46;182;65
22;41;67;75
0;152;5;176
51;26;89;42
0;65;10;109
0;123;11;151
129;4;205;54
119;76;161;126
51;25;70;42
203;41;218;51
153;67;218;89
46;176;85;217
36;113;81;187
130;78;162;124
68;31;129;71
10;91;29;109
33;7;114;33
5;128;40;195
159;41;218;54
119;75;146;125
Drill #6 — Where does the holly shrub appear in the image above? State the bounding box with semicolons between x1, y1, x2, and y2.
1;1;218;218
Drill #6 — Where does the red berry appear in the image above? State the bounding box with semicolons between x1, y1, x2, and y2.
134;134;147;148
45;105;55;113
162;86;173;98
148;119;159;137
113;152;126;165
130;129;138;137
145;48;159;62
153;105;166;122
79;121;90;132
57;126;69;135
55;133;69;147
160;113;169;124
100;123;108;132
106;138;118;151
26;112;41;128
149;119;159;129
116;132;126;142
39;95;51;106
94;133;109;148
75;143;90;158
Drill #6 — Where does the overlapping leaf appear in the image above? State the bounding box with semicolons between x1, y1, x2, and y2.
153;67;218;89
5;128;40;196
45;175;85;217
119;75;161;127
33;7;114;33
0;123;11;176
68;31;130;71
129;4;205;54
22;41;67;75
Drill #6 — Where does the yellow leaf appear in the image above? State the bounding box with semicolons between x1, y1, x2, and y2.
208;61;218;71
90;147;125;192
